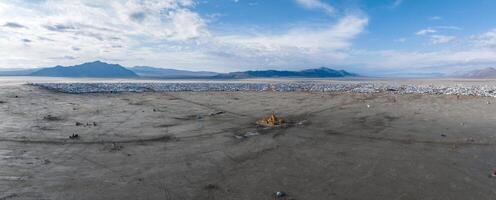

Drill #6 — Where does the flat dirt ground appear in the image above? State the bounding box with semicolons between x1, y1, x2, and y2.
2;84;496;200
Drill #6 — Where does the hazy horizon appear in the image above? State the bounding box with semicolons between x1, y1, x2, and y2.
2;0;496;75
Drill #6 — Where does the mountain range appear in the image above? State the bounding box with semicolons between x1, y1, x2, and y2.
215;67;356;78
456;67;496;78
30;61;138;78
0;68;39;76
0;61;357;79
129;66;219;78
4;61;496;79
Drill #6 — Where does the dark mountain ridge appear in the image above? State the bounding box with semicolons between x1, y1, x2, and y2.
129;66;218;78
30;61;138;78
2;61;357;79
457;67;496;78
215;67;356;79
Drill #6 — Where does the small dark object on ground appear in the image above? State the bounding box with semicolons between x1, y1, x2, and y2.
273;191;287;199
0;194;19;200
489;170;496;178
210;111;224;116
107;143;123;152
75;122;83;126
235;131;259;139
204;184;219;190
93;122;97;126
43;159;51;164
69;133;79;139
441;134;447;137
0;100;6;104
43;114;61;121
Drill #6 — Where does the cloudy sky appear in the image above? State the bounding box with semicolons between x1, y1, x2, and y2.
1;0;496;74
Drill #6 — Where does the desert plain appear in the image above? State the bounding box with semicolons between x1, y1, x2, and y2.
2;78;496;199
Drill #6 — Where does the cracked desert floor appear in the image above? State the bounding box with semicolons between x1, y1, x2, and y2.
2;82;496;200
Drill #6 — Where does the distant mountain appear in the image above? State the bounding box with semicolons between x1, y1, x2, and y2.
129;66;218;78
378;72;445;78
215;67;357;79
0;68;39;76
30;61;138;78
457;67;496;78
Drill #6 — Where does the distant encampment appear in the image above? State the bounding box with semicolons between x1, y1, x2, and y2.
214;67;357;79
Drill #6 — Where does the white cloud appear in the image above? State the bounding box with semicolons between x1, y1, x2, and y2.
471;29;496;48
392;0;403;8
0;0;208;68
430;35;456;44
222;15;367;51
347;48;496;74
436;26;461;30
5;0;494;74
416;26;461;36
429;16;442;20
205;15;368;70
416;28;437;35
0;0;369;72
295;0;335;15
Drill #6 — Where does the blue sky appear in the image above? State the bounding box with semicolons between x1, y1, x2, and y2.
1;0;496;75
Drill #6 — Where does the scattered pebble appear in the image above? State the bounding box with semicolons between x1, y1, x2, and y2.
275;191;286;198
106;143;123;152
489;170;496;178
235;131;259;139
203;184;219;190
43;114;61;121
69;133;79;139
75;121;98;127
296;120;308;126
210;111;224;116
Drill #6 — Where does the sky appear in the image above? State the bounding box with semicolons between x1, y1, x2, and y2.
1;0;496;75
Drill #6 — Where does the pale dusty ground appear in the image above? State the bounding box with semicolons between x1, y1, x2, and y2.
2;83;496;199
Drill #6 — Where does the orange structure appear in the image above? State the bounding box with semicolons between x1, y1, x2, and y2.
257;113;285;127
